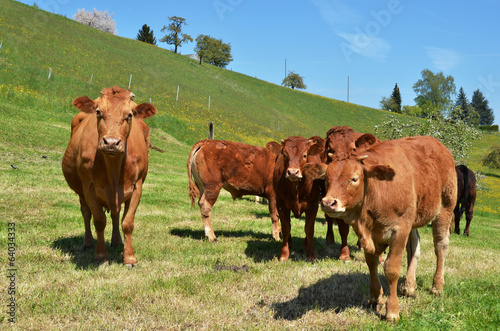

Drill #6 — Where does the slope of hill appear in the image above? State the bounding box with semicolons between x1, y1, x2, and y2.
0;0;398;146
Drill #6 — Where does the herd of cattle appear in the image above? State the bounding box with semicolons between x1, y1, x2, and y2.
61;87;477;322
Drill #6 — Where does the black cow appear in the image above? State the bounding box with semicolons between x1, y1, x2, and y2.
453;165;477;236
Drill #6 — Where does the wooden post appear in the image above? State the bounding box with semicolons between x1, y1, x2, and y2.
88;74;93;86
208;122;214;140
48;68;52;79
0;42;3;51
176;86;179;102
128;74;132;89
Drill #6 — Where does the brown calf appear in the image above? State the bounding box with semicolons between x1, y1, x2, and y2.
305;135;457;322
187;139;281;241
271;136;324;261
62;86;157;265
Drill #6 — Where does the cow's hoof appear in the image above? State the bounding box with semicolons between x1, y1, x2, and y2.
386;312;400;323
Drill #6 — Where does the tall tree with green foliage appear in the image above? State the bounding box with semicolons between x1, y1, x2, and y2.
282;71;307;90
472;89;494;125
136;24;157;45
451;87;479;126
194;34;233;68
412;69;456;117
160;16;192;53
390;83;402;113
380;83;402;113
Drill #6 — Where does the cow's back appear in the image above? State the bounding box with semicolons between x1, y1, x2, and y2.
363;136;457;227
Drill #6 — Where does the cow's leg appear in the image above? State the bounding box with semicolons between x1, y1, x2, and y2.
453;205;462;235
338;219;350;261
120;180;143;266
464;199;475;237
304;203;318;261
79;195;94;249
110;208;123;247
278;204;292;261
365;251;384;313
384;232;407;322
267;195;281;241
403;228;421;297
431;213;451;295
325;215;335;245
198;185;221;242
84;193;108;262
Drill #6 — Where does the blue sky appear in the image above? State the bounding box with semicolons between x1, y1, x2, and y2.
23;0;500;125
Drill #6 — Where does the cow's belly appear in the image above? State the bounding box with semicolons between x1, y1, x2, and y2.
94;183;135;213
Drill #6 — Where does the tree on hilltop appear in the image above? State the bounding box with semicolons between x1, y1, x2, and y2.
160;16;192;53
450;87;479;126
412;69;456;117
472;89;494;125
194;34;233;68
380;83;402;113
73;8;117;35
137;24;157;45
282;71;307;90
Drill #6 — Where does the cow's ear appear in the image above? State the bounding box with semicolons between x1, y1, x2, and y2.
303;162;328;180
266;141;282;155
72;97;96;113
355;134;379;149
365;164;395;181
133;103;157;119
308;136;325;156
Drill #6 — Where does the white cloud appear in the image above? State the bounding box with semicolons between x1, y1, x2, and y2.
425;47;461;71
310;0;361;26
337;30;391;62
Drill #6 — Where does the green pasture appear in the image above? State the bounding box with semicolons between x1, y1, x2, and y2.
0;1;499;329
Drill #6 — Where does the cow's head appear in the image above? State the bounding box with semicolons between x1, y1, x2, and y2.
72;86;157;155
304;135;394;219
324;127;379;163
278;136;324;181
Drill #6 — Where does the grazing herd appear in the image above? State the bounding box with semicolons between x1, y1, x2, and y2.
62;87;478;322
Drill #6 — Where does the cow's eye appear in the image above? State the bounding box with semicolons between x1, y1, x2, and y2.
303;154;307;159
127;113;133;121
95;109;102;118
351;176;359;183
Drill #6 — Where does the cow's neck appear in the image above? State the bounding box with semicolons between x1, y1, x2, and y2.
102;150;126;214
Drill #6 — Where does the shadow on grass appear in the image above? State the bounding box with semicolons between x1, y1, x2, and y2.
272;272;386;321
169;228;271;241
52;235;124;270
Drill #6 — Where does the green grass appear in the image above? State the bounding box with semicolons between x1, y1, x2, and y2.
0;1;499;329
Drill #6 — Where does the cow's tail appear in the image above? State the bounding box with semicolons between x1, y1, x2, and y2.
187;142;203;208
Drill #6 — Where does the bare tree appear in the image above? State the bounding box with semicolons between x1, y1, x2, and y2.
74;8;117;35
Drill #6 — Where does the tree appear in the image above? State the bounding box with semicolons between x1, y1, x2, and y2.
375;115;481;163
282;71;307;90
450;87;479;126
194;34;233;68
482;144;500;169
380;83;402;113
390;83;402;113
472;89;494;125
136;24;157;45
412;69;456;117
159;16;192;53
73;8;117;35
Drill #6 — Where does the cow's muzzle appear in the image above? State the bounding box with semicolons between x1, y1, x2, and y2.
285;168;302;181
98;136;124;154
321;197;346;215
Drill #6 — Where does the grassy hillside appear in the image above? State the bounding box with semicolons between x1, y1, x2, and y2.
0;1;499;329
0;0;398;147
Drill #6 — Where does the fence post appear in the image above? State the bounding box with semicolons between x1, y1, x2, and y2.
0;42;3;51
208;122;214;139
88;74;93;86
176;86;179;102
128;74;132;89
48;68;52;80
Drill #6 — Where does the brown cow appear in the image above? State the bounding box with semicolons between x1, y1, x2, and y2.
453;165;477;236
271;136;324;261
322;126;380;261
62;86;157;265
304;135;457;322
187;139;281;242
